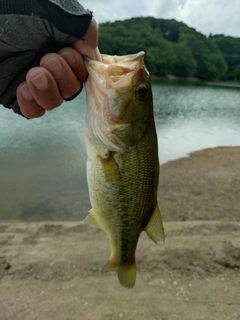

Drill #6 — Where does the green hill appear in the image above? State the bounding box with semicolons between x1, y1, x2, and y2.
98;17;239;81
210;34;240;80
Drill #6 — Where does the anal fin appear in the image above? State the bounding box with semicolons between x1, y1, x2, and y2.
144;203;165;245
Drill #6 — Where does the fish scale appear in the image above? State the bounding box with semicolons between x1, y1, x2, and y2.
83;52;165;288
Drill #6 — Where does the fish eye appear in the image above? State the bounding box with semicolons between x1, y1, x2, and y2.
135;84;148;99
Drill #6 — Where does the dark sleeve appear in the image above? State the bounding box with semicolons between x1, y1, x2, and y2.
0;0;92;115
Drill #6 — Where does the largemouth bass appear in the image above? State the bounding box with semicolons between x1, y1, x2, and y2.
83;52;164;288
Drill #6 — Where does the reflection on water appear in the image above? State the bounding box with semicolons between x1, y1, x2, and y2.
1;82;240;221
0;94;89;221
153;81;240;164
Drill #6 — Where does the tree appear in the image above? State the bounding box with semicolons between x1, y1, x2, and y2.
147;42;177;75
98;17;235;80
211;35;240;80
197;50;227;79
173;42;196;77
233;65;240;81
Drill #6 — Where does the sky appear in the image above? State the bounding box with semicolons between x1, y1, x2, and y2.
80;0;240;37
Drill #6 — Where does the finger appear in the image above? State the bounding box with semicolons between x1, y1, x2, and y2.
40;53;82;99
58;47;88;81
25;67;63;111
74;19;102;61
93;47;102;61
17;83;46;118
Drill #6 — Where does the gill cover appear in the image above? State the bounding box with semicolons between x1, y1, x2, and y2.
84;52;152;152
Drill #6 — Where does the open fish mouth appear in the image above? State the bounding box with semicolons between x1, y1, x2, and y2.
85;51;145;67
84;51;151;152
84;51;146;86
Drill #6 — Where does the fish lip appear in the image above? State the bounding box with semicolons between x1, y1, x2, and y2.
84;51;145;76
101;51;145;64
84;51;145;63
84;51;150;152
84;52;146;92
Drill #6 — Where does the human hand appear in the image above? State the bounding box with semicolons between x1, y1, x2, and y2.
0;0;101;118
17;19;101;118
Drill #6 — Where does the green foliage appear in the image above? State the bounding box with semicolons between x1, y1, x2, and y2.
234;65;240;81
197;50;228;79
172;42;196;76
146;41;177;75
210;35;240;80
98;17;238;80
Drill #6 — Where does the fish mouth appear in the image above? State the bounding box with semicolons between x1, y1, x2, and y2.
84;51;145;65
84;51;149;152
100;51;145;65
84;51;145;85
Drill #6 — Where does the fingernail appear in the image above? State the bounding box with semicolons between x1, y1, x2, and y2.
44;58;64;78
31;72;48;90
20;84;34;101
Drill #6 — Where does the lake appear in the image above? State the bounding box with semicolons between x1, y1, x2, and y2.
1;81;240;221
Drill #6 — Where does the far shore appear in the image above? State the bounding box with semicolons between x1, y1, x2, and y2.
150;74;240;87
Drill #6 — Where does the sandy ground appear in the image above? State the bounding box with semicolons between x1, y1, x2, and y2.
0;147;240;320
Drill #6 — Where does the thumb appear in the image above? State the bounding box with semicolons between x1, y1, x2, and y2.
74;19;102;61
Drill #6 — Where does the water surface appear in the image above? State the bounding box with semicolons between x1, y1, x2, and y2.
1;81;240;220
153;81;240;163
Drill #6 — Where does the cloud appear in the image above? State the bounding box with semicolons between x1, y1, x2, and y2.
176;0;240;36
80;0;149;22
79;0;240;37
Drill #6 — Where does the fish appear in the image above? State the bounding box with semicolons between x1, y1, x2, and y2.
83;51;164;288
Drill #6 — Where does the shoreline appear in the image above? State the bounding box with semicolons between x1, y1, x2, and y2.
150;74;240;88
1;146;240;320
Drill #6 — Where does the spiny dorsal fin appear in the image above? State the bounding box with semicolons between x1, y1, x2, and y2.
83;209;102;229
144;203;165;245
102;260;136;289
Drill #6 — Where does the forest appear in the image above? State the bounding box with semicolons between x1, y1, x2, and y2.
98;17;240;81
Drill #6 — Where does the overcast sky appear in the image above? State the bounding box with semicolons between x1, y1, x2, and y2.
80;0;240;37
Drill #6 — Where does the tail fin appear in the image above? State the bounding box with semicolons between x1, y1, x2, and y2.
102;260;136;289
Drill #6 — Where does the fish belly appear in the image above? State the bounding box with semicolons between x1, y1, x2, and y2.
84;120;160;287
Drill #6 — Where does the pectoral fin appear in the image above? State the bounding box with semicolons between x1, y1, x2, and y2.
144;203;165;245
99;151;122;184
83;209;102;229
